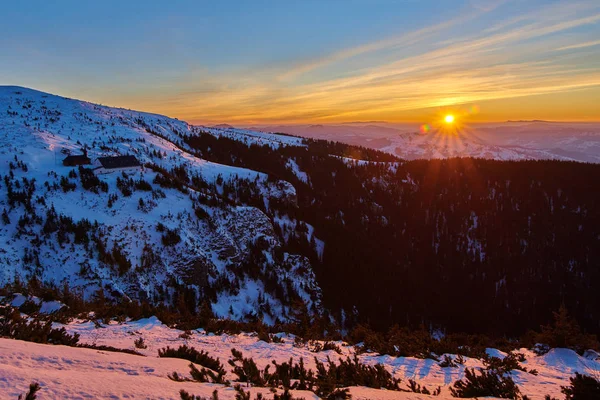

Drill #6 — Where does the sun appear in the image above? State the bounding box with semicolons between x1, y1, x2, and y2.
444;114;455;124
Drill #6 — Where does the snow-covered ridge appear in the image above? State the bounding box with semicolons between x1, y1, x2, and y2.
199;126;305;149
0;86;322;323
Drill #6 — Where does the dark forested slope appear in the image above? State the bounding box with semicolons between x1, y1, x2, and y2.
183;129;600;336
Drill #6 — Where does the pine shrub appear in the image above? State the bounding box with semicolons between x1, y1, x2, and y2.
179;389;219;400
450;368;521;398
439;355;458;368
162;228;181;246
0;306;79;346
159;345;226;378
482;352;527;374
134;337;147;349
535;305;599;354
229;348;265;386
313;355;400;397
561;372;600;400
78;343;143;356
18;382;41;400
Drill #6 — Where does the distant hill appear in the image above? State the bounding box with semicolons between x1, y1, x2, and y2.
244;121;600;163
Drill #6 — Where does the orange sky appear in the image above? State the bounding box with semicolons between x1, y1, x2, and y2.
4;1;599;125
104;84;600;125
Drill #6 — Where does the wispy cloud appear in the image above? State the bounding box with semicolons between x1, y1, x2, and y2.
277;6;491;81
114;1;600;123
556;39;600;51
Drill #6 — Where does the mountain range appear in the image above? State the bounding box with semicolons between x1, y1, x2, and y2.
244;121;600;163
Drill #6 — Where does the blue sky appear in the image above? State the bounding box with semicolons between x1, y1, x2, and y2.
1;0;599;123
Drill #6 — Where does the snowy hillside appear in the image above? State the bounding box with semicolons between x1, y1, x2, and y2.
1;316;599;399
0;86;322;323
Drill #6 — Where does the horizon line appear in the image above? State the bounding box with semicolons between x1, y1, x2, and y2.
3;84;600;127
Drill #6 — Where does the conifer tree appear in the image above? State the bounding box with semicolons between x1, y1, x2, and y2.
18;382;41;400
1;208;9;225
561;372;600;400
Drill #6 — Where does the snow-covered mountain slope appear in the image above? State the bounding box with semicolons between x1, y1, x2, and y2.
243;122;600;162
0;86;322;323
201;126;305;149
2;316;598;399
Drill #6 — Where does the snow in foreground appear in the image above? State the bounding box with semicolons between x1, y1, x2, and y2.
1;317;598;399
0;336;429;400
